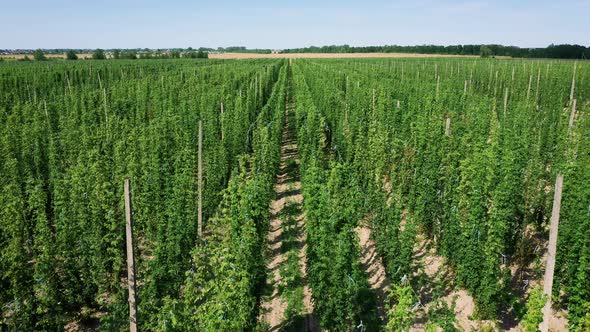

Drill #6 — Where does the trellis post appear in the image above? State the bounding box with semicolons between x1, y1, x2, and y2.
198;120;203;237
124;179;138;332
540;174;563;332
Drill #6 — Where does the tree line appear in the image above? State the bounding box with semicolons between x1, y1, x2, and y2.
281;44;590;59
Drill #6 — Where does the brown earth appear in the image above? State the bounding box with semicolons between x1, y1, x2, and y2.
259;78;318;331
411;235;487;331
356;222;391;323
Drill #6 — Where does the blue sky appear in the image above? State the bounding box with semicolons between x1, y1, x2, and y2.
1;0;588;49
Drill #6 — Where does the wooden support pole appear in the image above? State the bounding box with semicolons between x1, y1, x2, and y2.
540;174;563;332
568;99;577;134
124;179;138;332
65;73;72;95
569;62;577;105
445;118;451;136
503;88;509;116
535;67;541;103
220;102;224;141
43;101;49;124
103;89;109;134
526;75;533;100
436;75;440;99
198;120;203;238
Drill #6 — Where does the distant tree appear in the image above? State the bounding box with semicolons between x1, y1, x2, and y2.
34;49;47;61
139;52;154;59
185;51;198;58
113;49;121;59
196;50;208;59
171;50;181;58
479;46;493;58
121;51;137;59
65;50;78;60
93;49;106;60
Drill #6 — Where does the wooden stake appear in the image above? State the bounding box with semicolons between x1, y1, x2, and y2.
540;174;563;332
569;62;577;104
503;88;509;116
535;67;541;103
220;102;224;141
66;73;72;95
43;101;49;124
198;120;203;238
103;89;109;133
436;75;440;99
124;179;138;332
445;118;451;136
568;99;577;134
526;75;533;100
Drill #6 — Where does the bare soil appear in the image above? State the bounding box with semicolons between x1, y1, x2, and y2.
259;79;318;331
411;235;487;331
356;222;391;323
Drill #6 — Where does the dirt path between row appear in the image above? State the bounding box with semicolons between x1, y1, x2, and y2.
356;222;391;324
260;75;318;332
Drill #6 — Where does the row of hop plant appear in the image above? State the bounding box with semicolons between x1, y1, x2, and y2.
0;58;283;330
293;57;589;330
152;63;289;331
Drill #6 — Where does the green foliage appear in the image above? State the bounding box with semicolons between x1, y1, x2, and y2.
0;55;588;331
290;58;588;327
522;286;546;332
92;48;106;59
385;283;416;332
197;50;208;58
65;50;78;60
282;44;590;59
34;49;47;61
577;302;590;332
121;51;137;59
0;58;285;330
151;65;287;331
480;46;493;58
293;64;380;330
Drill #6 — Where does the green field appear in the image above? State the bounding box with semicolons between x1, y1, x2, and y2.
0;58;588;331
